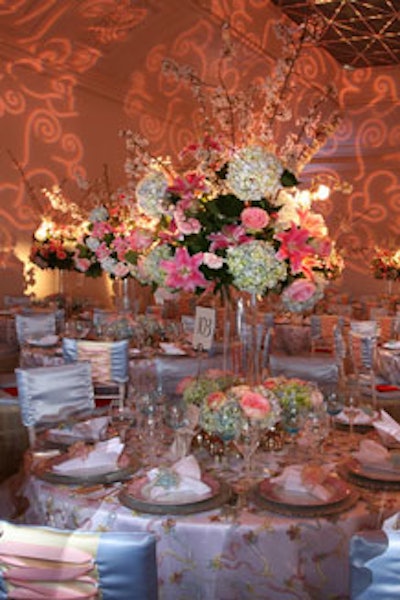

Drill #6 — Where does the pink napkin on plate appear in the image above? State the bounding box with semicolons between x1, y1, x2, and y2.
336;408;376;425
373;410;400;446
270;464;332;501
352;439;400;474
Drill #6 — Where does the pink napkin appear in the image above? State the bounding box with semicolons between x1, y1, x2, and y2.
352;439;400;474
373;410;400;446
270;464;331;501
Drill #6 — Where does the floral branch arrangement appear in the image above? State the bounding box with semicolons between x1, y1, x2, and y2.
110;17;345;312
370;246;400;282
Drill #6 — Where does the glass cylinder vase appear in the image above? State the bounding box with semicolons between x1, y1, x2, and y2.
236;292;267;385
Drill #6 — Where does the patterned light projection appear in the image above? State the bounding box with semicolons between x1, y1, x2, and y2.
1;0;400;300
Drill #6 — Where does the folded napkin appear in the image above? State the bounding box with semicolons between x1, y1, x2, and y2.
159;342;186;356
373;410;400;444
270;464;332;502
144;455;211;502
47;416;109;443
52;438;124;475
336;408;376;425
352;439;400;474
26;334;59;347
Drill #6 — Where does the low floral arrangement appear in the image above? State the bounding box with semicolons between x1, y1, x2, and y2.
370;246;400;282
177;369;240;407
199;383;282;441
263;376;323;413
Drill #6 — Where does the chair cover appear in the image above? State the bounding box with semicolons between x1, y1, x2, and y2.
15;313;56;345
62;339;129;384
16;362;95;428
0;520;158;600
350;528;400;599
269;353;338;384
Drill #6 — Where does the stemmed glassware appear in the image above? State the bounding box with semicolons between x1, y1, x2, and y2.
108;398;136;443
323;385;345;439
234;418;261;483
343;387;359;450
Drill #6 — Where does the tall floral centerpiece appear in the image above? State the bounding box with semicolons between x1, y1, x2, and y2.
370;245;400;296
73;201;155;310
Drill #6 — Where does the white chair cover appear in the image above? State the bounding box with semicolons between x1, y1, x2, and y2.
15;312;57;345
16;362;95;430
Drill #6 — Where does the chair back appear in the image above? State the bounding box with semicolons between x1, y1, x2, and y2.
350;528;400;599
62;339;129;384
16;361;95;446
62;338;130;408
0;520;158;599
310;315;343;353
15;312;57;345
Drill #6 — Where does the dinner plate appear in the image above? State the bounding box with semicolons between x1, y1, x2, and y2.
34;454;140;486
339;455;400;490
119;473;231;515
252;473;359;517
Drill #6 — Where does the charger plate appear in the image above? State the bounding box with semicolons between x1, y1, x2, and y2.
34;454;140;486
339;456;400;490
119;474;231;515
252;473;359;517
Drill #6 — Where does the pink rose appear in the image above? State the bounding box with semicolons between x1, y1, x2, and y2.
207;391;227;410
176;376;195;394
284;279;316;303
241;207;269;230
239;391;271;420
203;252;224;269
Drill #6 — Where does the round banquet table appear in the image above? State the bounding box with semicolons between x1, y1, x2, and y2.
14;429;400;600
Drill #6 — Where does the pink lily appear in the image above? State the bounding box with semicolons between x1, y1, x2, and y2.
160;247;208;292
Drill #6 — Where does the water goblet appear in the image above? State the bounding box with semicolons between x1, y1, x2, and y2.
343;390;359;450
108;398;136;443
323;386;345;438
235;418;261;484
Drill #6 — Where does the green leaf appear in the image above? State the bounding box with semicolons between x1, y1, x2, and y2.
281;169;298;188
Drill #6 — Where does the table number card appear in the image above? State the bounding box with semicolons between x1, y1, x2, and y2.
193;307;216;351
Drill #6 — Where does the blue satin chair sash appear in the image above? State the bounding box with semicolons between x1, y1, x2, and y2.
350;528;400;599
62;338;129;384
0;520;158;600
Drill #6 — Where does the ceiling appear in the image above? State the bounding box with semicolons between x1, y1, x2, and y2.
271;0;400;69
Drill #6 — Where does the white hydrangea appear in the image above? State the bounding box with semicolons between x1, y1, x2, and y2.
89;206;108;222
226;240;287;295
226;146;284;201
138;244;172;287
136;171;168;218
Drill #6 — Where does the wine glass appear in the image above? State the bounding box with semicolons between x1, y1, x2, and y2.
323;386;345;438
108;398;136;443
343;388;359;450
235;418;261;483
